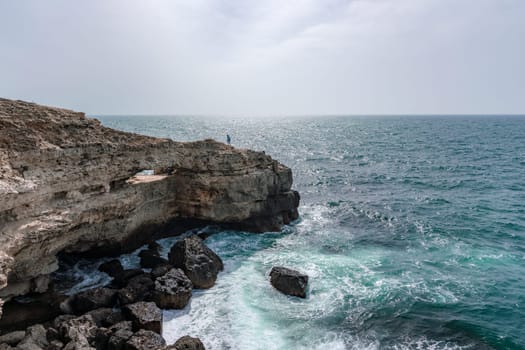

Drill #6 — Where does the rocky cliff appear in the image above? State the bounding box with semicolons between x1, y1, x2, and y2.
0;98;299;317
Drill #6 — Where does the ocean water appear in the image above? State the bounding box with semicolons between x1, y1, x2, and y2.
81;116;524;349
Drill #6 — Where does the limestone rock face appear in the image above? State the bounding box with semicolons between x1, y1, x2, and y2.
0;98;299;316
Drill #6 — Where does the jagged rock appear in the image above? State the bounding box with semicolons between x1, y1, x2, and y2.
124;330;166;350
269;267;308;298
138;249;168;269
108;329;133;350
0;331;25;346
168;236;223;289
122;302;162;334
116;274;154;305
86;308;124;327
55;314;98;348
109;321;133;334
0;344;13;350
16;324;48;350
98;260;124;278
152;268;192;309
45;327;60;343
71;288;117;314
0;98;299;318
47;340;64;350
172;335;205;350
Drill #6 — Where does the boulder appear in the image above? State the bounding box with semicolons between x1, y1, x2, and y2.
0;331;25;346
17;325;48;350
147;242;161;253
122;302;162;334
113;269;146;289
150;265;172;279
55;314;98;349
86;308;124;327
108;329;133;350
47;340;64;350
269;267;308;298
173;335;205;350
71;287;117;314
124;330;166;350
98;260;124;278
152;268;192;309
139;249;169;269
168;236;223;289
116;274;154;305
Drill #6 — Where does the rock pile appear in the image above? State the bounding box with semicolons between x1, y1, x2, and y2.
0;235;217;349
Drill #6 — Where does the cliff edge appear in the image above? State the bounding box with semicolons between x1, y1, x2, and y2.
0;98;299;316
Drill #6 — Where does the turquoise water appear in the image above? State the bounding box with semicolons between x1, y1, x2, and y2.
97;116;525;349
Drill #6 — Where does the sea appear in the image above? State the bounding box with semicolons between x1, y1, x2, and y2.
57;115;525;350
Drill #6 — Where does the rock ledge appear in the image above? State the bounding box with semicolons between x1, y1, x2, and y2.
0;98;299;316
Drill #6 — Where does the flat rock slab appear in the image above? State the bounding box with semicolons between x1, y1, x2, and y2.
269;267;308;298
122;302;162;334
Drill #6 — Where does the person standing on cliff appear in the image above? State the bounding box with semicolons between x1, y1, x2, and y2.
226;134;231;145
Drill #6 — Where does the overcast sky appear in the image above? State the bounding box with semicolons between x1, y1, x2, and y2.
1;0;524;115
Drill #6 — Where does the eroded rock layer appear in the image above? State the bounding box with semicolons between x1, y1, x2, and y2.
0;98;299;315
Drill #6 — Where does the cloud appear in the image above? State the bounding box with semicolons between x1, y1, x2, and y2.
0;0;524;115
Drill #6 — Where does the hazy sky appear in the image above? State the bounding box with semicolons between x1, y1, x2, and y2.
1;0;524;115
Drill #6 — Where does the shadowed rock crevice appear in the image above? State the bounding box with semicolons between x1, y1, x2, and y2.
0;98;300;316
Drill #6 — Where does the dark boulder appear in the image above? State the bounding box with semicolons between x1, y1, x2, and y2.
108;329;133;350
98;259;124;278
124;330;165;350
147;241;161;253
116;274;154;305
139;249;169;269
71;287;117;314
55;314;98;349
122;302;162;334
152;268;192;309
173;335;205;350
168;236;223;289
86;308;124;327
150;264;172;279
269;267;308;298
113;269;145;288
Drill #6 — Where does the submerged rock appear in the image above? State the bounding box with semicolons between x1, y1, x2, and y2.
269;267;308;298
168;236;223;289
98;260;124;278
122;302;162;334
152;268;192;309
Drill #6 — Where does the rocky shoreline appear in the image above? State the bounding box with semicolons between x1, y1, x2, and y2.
0;98;300;348
0;234;219;349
